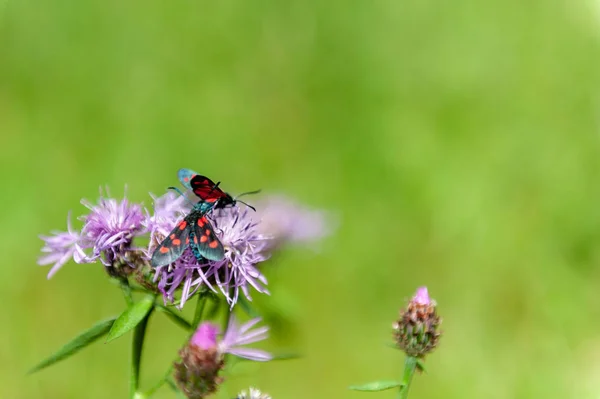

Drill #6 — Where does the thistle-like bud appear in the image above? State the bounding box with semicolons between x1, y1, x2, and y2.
173;317;272;399
393;287;442;358
173;324;224;399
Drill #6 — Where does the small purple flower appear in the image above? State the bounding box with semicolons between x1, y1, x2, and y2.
174;316;271;397
80;193;145;266
188;316;271;361
38;213;88;279
208;207;272;306
219;316;272;361
154;205;272;309
412;286;431;306
191;323;220;350
256;195;335;249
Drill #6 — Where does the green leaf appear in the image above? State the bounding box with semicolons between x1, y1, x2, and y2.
348;381;404;392
28;318;116;374
106;296;155;343
156;305;192;331
416;359;427;373
130;306;153;397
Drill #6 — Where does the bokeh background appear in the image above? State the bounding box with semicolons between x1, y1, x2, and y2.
3;0;600;398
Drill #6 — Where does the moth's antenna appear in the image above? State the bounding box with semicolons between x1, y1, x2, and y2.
236;199;256;212
236;189;261;198
233;189;261;211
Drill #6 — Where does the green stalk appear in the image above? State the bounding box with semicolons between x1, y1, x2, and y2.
121;280;133;306
144;293;209;398
398;356;417;399
192;291;208;330
130;306;154;398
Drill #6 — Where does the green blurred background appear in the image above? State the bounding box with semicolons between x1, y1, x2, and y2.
3;0;600;398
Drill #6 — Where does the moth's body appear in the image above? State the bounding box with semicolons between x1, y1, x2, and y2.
150;201;224;268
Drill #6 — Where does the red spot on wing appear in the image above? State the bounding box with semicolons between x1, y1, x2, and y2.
179;221;187;230
172;239;181;246
186;237;190;244
193;236;198;244
200;235;208;243
205;229;211;236
183;177;189;182
209;241;219;249
197;217;205;227
206;198;217;203
170;234;176;239
159;246;169;254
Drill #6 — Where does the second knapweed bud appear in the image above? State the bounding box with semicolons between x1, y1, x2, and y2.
392;287;442;358
174;324;224;399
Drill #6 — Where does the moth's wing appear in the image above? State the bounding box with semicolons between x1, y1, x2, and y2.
177;168;198;190
192;214;225;261
189;174;226;204
150;218;191;267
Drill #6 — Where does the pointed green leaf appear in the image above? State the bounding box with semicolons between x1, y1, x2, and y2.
416;359;427;373
156;304;192;331
130;306;153;397
106;296;154;343
28;318;116;374
348;381;404;392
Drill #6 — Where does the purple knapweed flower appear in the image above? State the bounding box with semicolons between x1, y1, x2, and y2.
255;195;335;249
219;316;272;361
79;193;146;266
188;316;271;361
208;207;272;306
38;213;89;278
191;323;220;350
154;205;272;309
412;286;431;306
174;316;271;398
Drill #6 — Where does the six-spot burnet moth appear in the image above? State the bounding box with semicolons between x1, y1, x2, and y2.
150;169;259;268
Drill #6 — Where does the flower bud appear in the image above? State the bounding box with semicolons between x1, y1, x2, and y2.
173;323;224;399
393;287;442;358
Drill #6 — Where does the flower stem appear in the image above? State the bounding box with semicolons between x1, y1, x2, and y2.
398;356;417;399
121;280;133;306
130;305;154;399
192;291;207;330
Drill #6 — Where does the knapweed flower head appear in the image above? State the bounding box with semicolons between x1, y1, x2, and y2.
256;195;335;250
236;387;272;399
38;191;147;278
393;287;442;358
39;213;88;279
153;205;272;309
174;317;271;398
80;193;145;266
